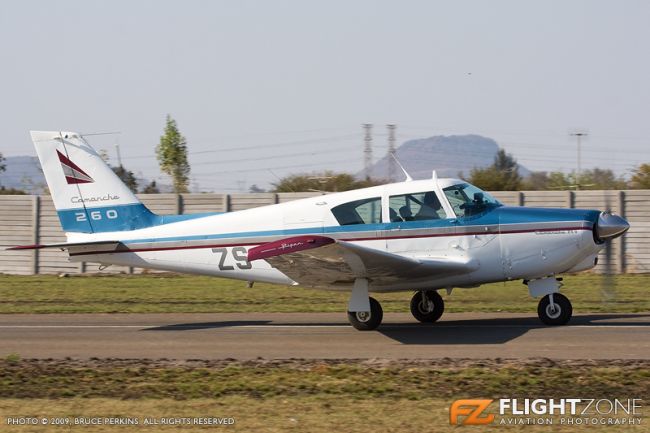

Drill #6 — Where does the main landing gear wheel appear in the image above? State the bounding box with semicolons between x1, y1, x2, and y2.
537;293;572;326
347;297;383;331
410;290;445;323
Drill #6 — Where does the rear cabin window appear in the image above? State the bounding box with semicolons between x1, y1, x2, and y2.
331;197;382;225
388;191;446;222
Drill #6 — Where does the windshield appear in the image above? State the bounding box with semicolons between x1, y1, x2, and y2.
443;183;502;218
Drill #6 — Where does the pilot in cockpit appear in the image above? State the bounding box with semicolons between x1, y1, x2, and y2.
414;192;443;220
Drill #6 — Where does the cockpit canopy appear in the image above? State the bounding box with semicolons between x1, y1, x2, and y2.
329;180;502;226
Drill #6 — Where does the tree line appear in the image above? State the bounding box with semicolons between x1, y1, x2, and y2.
463;149;650;191
271;150;650;192
2;128;650;194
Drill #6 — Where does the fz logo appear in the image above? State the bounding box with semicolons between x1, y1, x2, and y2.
449;399;494;425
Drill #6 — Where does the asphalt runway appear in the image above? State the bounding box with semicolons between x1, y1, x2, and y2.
0;312;648;360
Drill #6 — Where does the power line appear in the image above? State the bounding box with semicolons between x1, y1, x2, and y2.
189;143;354;166
190;157;360;176
119;133;361;160
189;125;358;141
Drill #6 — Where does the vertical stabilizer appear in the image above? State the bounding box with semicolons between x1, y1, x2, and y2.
31;131;156;233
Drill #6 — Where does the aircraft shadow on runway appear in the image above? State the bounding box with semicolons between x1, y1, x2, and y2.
378;313;650;345
143;313;650;345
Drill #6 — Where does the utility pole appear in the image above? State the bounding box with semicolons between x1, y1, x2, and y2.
387;124;397;182
363;123;373;180
570;132;587;190
114;141;123;167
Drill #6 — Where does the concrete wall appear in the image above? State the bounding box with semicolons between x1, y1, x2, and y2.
1;190;647;275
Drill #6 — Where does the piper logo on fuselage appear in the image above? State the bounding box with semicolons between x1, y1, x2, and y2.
279;242;304;250
70;194;120;204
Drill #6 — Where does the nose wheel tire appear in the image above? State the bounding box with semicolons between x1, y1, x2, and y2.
410;290;445;323
537;293;572;326
347;297;383;331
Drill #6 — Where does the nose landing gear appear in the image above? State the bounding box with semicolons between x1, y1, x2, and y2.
526;277;573;326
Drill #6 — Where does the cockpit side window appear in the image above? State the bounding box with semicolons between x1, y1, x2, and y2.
388;191;446;222
443;183;502;218
331;197;382;225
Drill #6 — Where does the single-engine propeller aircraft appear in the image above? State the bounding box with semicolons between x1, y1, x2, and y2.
9;131;630;330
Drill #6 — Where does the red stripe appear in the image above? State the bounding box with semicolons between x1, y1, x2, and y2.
6;244;46;251
68;226;591;257
65;176;93;184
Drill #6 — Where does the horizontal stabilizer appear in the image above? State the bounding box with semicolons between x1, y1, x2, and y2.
7;240;125;255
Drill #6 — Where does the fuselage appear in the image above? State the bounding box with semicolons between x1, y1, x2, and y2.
66;178;605;293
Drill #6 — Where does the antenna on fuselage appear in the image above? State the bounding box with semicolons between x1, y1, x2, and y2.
390;153;412;181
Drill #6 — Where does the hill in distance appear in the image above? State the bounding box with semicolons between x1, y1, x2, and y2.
364;134;530;181
0;156;45;194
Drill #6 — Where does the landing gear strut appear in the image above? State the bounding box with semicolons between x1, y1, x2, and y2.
410;290;445;323
537;293;572;326
526;277;573;326
347;297;383;331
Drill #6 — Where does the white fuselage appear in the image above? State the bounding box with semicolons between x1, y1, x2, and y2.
66;179;603;293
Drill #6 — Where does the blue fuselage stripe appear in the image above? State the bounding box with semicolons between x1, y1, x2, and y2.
57;203;222;233
116;206;600;246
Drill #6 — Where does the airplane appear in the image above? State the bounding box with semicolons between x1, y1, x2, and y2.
9;131;630;330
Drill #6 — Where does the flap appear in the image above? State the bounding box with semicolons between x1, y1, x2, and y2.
248;235;478;288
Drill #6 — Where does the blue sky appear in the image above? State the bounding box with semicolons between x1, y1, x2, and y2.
1;0;648;191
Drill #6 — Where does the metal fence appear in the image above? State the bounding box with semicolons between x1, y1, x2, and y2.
1;190;648;275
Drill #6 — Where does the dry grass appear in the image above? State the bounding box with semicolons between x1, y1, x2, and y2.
1;397;649;433
1;358;648;400
1;359;648;432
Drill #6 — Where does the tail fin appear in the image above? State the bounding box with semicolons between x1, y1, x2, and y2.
31;131;157;233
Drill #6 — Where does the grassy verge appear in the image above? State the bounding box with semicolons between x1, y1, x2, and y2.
0;273;649;314
3;359;648;400
2;397;647;433
0;359;648;432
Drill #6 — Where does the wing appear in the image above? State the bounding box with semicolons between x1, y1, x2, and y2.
248;235;478;288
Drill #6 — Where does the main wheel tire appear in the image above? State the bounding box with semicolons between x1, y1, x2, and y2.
537;293;572;326
347;297;383;331
410;290;445;323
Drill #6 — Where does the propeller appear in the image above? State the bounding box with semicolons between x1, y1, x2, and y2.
599;193;619;303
